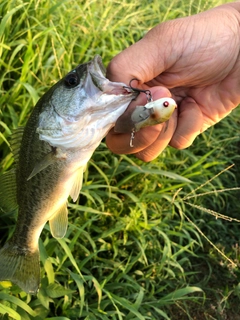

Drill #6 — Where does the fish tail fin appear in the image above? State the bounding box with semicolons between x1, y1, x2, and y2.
0;242;40;294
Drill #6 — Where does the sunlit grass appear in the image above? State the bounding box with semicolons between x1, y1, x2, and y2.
0;0;240;319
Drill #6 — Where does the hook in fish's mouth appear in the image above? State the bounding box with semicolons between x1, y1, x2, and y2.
89;55;139;97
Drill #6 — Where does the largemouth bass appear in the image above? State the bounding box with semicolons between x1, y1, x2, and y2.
0;55;138;294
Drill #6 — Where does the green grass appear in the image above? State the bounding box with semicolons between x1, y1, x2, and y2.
0;0;240;319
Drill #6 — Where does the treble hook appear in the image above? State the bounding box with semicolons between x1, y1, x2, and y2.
123;78;154;148
124;78;153;103
129;130;135;148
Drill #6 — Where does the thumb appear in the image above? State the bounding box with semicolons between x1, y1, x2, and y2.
106;17;189;85
106;37;164;85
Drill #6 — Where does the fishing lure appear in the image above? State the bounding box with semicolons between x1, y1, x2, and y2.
115;79;177;147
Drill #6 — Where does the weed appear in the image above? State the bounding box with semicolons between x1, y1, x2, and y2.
0;0;239;319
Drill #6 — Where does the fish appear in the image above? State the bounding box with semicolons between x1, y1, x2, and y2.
0;55;138;294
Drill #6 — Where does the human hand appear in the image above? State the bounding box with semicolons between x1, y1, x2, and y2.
106;2;240;161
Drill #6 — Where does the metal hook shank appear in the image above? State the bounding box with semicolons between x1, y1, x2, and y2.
124;78;153;103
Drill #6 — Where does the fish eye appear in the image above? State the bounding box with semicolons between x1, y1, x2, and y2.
64;72;79;88
163;101;169;107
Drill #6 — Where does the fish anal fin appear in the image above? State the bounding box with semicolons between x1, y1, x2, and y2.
69;166;86;202
0;169;18;213
49;202;68;239
0;242;40;294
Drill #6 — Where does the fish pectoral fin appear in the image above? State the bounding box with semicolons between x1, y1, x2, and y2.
0;169;18;213
27;151;57;181
69;166;85;202
27;148;67;181
49;202;68;239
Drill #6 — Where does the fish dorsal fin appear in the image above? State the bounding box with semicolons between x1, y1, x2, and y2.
49;202;68;239
0;169;18;213
10;127;25;163
69;166;86;202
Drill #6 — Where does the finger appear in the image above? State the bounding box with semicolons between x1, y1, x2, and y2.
169;97;203;149
106;36;165;84
106;87;172;154
106;124;165;155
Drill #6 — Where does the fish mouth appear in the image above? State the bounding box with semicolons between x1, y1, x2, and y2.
92;55;106;77
88;55;138;96
38;55;139;150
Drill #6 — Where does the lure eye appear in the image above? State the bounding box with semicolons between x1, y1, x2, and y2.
163;101;169;107
64;72;79;88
